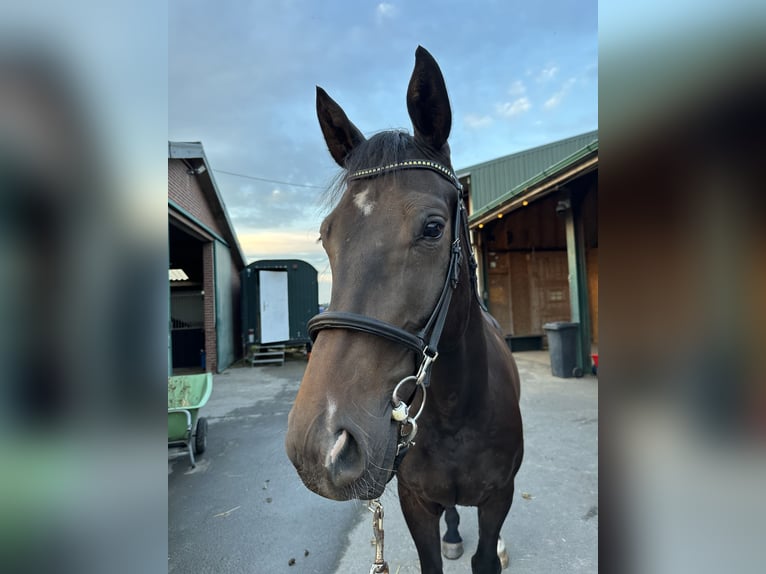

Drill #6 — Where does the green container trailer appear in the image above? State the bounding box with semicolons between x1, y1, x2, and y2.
241;259;319;348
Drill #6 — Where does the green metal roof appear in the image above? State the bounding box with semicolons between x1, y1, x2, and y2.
457;130;598;218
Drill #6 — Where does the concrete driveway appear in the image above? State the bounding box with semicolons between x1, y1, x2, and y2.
168;351;597;573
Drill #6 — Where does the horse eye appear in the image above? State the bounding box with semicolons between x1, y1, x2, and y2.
423;221;444;239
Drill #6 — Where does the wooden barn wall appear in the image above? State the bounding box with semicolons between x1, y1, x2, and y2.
486;251;571;336
483;193;570;336
484;194;567;252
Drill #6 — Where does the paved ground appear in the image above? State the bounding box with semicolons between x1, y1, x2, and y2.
168;351;597;573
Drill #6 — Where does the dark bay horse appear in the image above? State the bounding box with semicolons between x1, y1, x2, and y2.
285;46;524;574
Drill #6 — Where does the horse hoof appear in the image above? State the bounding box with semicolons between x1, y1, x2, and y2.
497;537;509;569
441;540;464;560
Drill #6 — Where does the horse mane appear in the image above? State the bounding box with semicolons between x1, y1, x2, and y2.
322;129;416;209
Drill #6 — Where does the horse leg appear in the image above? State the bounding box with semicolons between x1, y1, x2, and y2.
471;492;514;574
441;506;464;559
398;483;444;574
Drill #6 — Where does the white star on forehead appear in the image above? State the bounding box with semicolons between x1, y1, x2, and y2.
353;187;375;216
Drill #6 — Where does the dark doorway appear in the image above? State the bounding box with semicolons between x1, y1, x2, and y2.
169;222;206;370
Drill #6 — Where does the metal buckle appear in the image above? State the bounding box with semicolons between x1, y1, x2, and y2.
416;348;438;385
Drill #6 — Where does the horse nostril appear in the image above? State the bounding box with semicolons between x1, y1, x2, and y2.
325;428;365;486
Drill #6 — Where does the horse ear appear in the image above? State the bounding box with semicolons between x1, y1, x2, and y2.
407;46;452;151
316;86;366;167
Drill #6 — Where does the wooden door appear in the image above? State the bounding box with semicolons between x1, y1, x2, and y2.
510;253;532;335
533;251;570;330
486;252;512;334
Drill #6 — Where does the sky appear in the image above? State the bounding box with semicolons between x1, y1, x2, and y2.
169;0;598;303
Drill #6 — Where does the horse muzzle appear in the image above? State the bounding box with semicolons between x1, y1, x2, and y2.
285;407;396;501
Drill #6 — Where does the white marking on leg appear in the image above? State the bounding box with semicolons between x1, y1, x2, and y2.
353;187;375;216
498;536;509;569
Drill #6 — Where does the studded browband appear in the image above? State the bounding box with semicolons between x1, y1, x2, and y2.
347;159;462;191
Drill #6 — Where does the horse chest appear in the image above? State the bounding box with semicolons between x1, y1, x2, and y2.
400;425;511;507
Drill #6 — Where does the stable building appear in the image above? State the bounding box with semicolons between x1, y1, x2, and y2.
168;141;246;374
458;131;598;371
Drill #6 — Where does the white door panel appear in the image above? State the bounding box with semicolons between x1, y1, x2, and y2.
259;270;289;343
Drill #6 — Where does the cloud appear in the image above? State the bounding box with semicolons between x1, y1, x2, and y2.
543;77;576;110
537;64;559;82
508;80;526;96
376;3;397;19
543;94;563;109
226;188;318;229
495;97;531;118
464;114;493;129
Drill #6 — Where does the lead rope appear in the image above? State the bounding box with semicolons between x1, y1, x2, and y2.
368;499;389;573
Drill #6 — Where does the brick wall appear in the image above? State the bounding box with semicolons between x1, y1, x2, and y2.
168;159;224;236
169;157;244;371
202;241;216;373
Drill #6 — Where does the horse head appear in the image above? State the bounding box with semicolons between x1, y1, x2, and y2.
285;47;466;501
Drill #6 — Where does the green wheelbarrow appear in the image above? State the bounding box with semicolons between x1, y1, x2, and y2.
168;373;213;468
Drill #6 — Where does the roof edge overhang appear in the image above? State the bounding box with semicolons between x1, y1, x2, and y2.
468;141;598;229
169;141;247;269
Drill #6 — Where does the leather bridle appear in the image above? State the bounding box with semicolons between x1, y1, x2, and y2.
306;159;478;474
